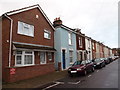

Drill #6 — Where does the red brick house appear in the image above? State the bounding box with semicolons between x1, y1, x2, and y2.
1;4;56;82
112;48;119;56
99;43;104;58
76;29;86;60
91;39;96;59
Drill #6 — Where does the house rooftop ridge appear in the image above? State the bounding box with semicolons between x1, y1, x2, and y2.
5;4;39;15
61;24;75;30
2;4;55;31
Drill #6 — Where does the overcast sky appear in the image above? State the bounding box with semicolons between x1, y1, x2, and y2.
0;0;118;48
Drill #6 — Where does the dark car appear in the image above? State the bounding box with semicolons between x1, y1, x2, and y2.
92;58;106;68
108;57;113;62
68;60;95;76
104;58;110;64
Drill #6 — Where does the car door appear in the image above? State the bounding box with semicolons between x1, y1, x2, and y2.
85;60;90;72
86;60;92;72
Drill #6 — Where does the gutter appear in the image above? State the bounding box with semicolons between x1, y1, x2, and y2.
4;14;13;67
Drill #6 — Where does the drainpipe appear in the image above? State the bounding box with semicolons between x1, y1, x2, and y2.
4;14;13;67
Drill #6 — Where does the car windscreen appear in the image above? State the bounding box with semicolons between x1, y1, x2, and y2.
72;61;85;66
95;59;100;62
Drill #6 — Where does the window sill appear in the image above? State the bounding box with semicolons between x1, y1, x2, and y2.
40;63;46;65
70;62;74;64
44;37;51;40
14;64;35;68
17;33;34;38
69;44;73;46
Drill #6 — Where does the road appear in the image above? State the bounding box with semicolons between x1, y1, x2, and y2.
38;59;119;89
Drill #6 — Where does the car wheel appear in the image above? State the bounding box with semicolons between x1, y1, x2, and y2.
100;64;103;68
91;67;95;72
83;70;87;76
103;63;106;67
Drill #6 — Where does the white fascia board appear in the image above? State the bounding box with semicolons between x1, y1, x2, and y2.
6;5;55;31
61;25;76;34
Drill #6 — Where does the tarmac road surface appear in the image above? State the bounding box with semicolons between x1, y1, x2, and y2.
38;59;119;89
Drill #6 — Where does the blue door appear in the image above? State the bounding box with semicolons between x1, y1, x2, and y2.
62;50;66;69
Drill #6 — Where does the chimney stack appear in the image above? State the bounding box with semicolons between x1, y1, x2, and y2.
53;17;62;27
76;28;81;33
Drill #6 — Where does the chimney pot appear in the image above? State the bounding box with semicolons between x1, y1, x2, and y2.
53;17;62;27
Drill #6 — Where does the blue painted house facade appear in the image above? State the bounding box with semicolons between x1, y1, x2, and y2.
53;18;77;70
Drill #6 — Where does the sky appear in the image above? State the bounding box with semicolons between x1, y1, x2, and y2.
0;0;118;48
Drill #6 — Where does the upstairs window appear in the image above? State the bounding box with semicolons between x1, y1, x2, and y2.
44;29;51;39
79;37;82;48
68;32;72;45
18;21;34;37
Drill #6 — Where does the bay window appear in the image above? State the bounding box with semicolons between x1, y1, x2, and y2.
15;51;34;66
48;52;52;61
40;52;46;64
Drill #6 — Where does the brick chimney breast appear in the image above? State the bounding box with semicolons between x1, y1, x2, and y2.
53;17;62;27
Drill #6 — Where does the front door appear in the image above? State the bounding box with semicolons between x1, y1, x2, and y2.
62;50;66;69
80;52;83;61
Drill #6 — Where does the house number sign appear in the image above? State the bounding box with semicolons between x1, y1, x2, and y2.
10;68;16;75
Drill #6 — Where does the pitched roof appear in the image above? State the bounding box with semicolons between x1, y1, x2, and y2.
4;4;55;30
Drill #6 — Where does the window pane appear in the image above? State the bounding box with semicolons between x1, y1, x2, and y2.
69;51;73;63
69;51;73;57
48;53;52;61
44;32;49;38
16;51;22;54
40;52;46;64
18;21;34;37
24;55;33;64
29;25;34;36
68;33;72;45
44;30;51;39
16;55;22;64
25;51;32;54
18;21;23;34
70;57;73;62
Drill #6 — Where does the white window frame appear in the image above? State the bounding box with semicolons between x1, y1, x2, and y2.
92;43;95;50
79;37;82;48
18;21;34;37
40;52;46;64
44;29;51;39
69;50;73;64
15;51;34;66
48;52;52;61
68;32;72;45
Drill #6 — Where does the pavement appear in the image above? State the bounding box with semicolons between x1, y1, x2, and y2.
2;70;67;89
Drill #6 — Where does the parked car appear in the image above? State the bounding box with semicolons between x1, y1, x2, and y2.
108;57;114;62
104;58;110;64
114;56;119;60
68;60;95;76
92;58;106;68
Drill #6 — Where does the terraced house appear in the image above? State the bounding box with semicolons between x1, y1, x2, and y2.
85;36;92;60
1;4;114;83
1;4;56;82
76;29;86;61
53;18;77;70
